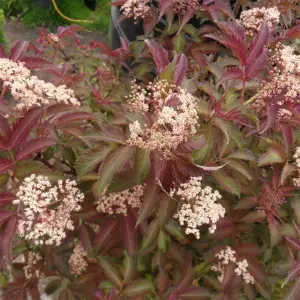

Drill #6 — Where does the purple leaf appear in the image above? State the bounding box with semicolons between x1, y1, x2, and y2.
172;267;195;294
220;66;243;83
0;159;15;175
280;124;294;154
284;24;300;39
246;22;270;66
145;40;169;74
16;138;55;161
98;256;123;289
286;237;300;251
0;115;10;137
144;14;158;35
173;53;188;85
259;105;278;134
282;260;300;288
122;212;138;255
0;193;15;206
9;41;29;61
1;216;17;266
79;223;94;254
8;108;42;150
94;219;119;252
21;57;52;69
246;48;268;79
157;268;169;294
52;112;95;127
158;0;172;20
0;211;16;227
180;287;211;299
0;44;7;58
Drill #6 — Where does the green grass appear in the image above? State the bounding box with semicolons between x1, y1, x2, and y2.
0;9;7;48
21;0;111;32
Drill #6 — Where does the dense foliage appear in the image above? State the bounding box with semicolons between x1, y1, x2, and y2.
0;0;300;299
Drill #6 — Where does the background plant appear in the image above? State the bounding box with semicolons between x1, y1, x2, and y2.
0;1;299;299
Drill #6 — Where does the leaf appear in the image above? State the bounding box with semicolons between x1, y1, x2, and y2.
16;138;55;161
214;118;230;157
285;24;300;39
220;66;243;83
0;115;10;137
122;280;154;297
145;40;169;74
258;147;285;167
21;57;52;69
0;159;15;175
94;219;119;252
136;180;159;225
157;267;169;294
141;219;160;251
53;112;95;127
285;237;300;251
135;149;150;184
246;22;270;67
284;277;300;300
0;211;15;227
158;229;170;253
225;159;253;181
0;193;15;206
1;216;17;266
246;49;268;79
174;53;188;85
213;169;241;196
93;146;135;196
123;252;137;284
180;287;211;300
173;267;195;294
122;213;138;255
9;41;29;61
227;149;256;161
143;13;158;35
281;163;297;185
82;125;126;145
280;124;294;154
79;224;94;255
98;256;123;289
8;108;42;150
240;211;266;223
76;147;112;177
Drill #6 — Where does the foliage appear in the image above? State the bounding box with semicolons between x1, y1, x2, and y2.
0;9;6;48
0;1;299;299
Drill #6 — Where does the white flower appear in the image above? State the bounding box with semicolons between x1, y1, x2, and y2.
69;244;88;277
172;177;225;239
13;174;84;246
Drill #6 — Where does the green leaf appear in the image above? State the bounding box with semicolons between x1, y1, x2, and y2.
136;180;159;226
135;148;150;184
15;160;64;180
213;169;241;197
173;32;186;52
76;147;112;177
122;280;154;297
281;163;297;185
158;229;170;252
165;220;186;242
98;256;123;289
214;118;230;158
123;252;137;284
224;159;253;181
258;147;285;167
141;219;160;251
227;149;256;161
93;146;135;196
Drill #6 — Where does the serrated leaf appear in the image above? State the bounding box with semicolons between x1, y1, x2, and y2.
8;108;42;150
94;219;119;252
10;41;29;61
141;219;160;251
0;159;15;175
53;112;95;127
213;169;241;196
240;211;266;223
174;53;188;84
15;160;64;180
93;146;135;196
16;138;55;161
122;280;154;297
135;149;150;184
1;216;17;266
123;213;138;255
136;180;159;225
76;147;112;177
225;159;253;181
258;147;285;167
145;40;169;74
227;149;256;161
98;256;123;289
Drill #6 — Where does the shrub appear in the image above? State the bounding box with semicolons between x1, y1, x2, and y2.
0;1;300;299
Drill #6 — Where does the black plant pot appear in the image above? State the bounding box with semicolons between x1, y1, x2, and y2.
31;0;52;9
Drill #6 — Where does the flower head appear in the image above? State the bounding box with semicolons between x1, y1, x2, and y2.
13;175;84;246
69;243;88;277
172;177;225;239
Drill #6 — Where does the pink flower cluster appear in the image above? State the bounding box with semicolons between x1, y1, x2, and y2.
253;44;300;119
69;243;88;277
24;251;44;280
238;6;280;36
171;0;199;14
13;174;84;246
211;247;255;284
96;185;144;215
293;147;300;187
0;58;80;111
121;0;152;23
171;177;225;239
127;80;198;157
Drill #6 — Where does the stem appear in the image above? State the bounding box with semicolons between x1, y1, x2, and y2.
241;79;246;103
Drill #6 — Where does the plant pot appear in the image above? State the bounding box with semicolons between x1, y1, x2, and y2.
31;0;52;9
